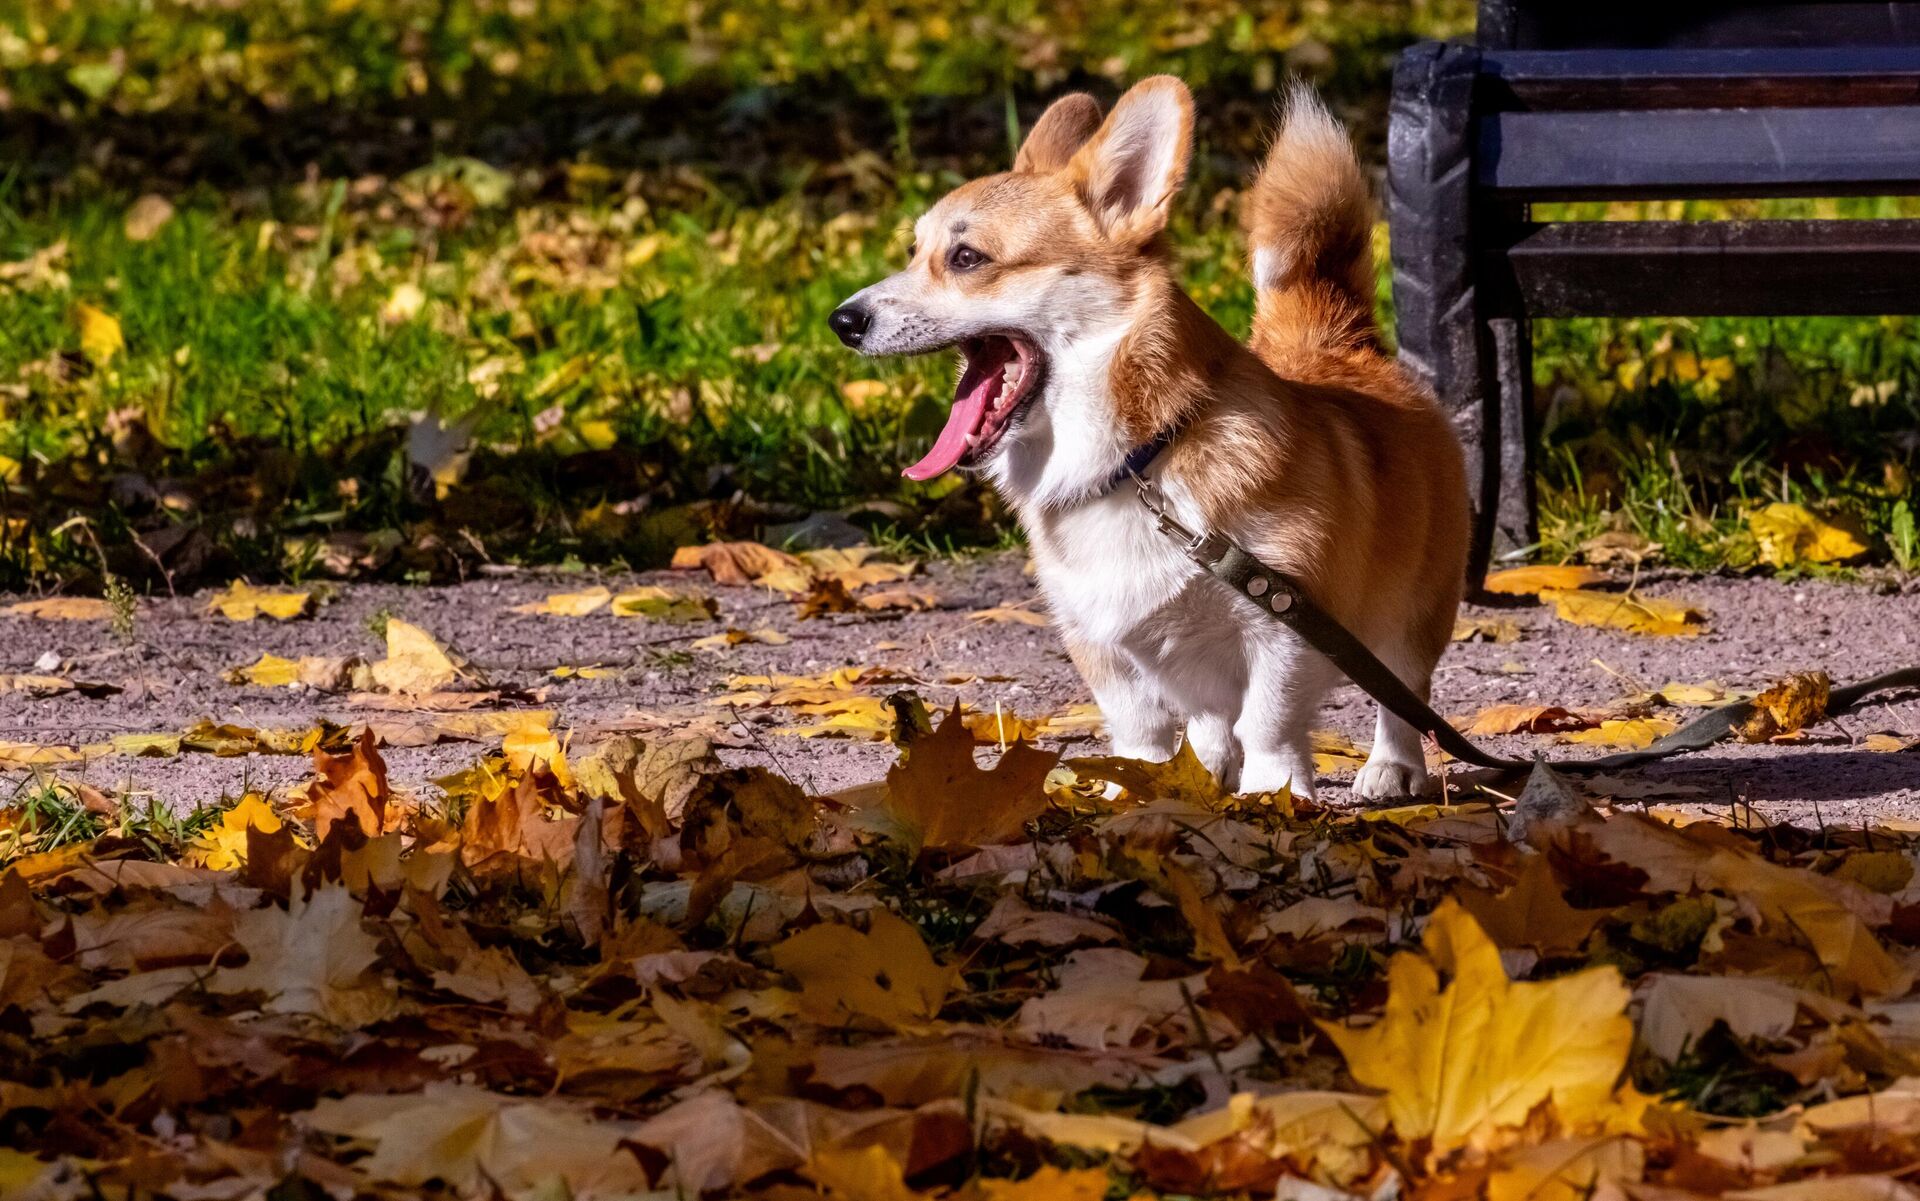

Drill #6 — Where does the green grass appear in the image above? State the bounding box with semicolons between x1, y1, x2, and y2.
0;0;1913;586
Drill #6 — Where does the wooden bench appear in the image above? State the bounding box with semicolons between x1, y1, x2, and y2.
1386;1;1920;582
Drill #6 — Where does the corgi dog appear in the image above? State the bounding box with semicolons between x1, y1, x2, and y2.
828;78;1468;800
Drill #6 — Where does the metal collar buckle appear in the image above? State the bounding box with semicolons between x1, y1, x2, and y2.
1131;472;1226;566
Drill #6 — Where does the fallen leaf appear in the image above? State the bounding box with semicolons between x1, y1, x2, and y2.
672;541;804;586
878;705;1058;849
73;301;124;364
123;193;175;241
1738;671;1830;742
4;597;112;620
770;908;956;1031
511;586;612;616
183;794;285;871
692;627;791;649
967;605;1048;627
611;586;719;622
1458;854;1607;955
207;580;312;621
1637;974;1809;1062
1320;899;1632;1152
1559;717;1679;748
1487;1135;1644;1201
210;884;395;1026
1747;502;1869;567
304;1082;651;1194
1483;564;1605;595
369;618;473;693
1539;588;1707;637
1465;704;1595;736
1453;616;1522;643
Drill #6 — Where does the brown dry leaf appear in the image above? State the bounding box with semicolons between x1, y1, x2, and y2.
1580;530;1663;568
306;728;395;840
1560;717;1679;749
210;884;395;1026
1458;854;1606;955
967;604;1048;627
859;586;940;612
1066;741;1230;808
797;577;860;619
1486;1135;1644;1201
1453;616;1522;643
1738;671;1831;742
671;540;804;586
123;193;176;240
226;653;365;690
1637;974;1809;1062
207;580;312;621
511;586;612;616
1013;948;1209;1051
1311;729;1369;773
880;705;1059;850
304;1083;652;1194
691;627;791;650
1320;899;1632;1153
4;597;112;620
1539;587;1708;637
1862;733;1917;753
1483;564;1606;595
770;908;956;1031
1465;704;1596;736
1747;501;1869;567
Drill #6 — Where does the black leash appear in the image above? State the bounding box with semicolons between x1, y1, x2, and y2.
1128;470;1920;775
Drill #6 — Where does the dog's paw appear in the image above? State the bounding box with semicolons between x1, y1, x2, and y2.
1352;759;1438;800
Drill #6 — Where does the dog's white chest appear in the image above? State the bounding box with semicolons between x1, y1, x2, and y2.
1029;488;1254;700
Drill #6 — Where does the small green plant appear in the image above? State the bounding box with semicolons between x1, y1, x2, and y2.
364;606;396;642
1891;499;1917;573
104;574;137;642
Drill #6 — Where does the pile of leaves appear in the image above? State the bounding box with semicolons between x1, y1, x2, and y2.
10;702;1920;1199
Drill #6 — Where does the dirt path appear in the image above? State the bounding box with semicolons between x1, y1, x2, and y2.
4;554;1918;821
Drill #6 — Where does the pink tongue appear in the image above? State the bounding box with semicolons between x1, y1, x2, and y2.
902;354;1003;481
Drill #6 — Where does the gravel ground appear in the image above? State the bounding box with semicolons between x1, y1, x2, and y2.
3;554;1918;822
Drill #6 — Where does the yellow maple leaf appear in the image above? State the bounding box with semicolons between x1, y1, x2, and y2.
1747;502;1868;567
502;721;573;789
73;301;124;364
1559;717;1678;749
1482;564;1605;596
511;586;611;616
368;619;469;693
207;580;312;621
807;1145;923;1201
1487;1134;1644;1201
1538;588;1707;637
1737;671;1830;742
1320;899;1632;1153
973;1165;1109;1201
183;793;283;871
770;908;955;1031
610;586;718;622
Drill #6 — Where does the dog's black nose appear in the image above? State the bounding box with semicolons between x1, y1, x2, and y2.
828;304;871;347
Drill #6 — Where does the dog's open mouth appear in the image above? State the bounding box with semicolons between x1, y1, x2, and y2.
902;335;1043;481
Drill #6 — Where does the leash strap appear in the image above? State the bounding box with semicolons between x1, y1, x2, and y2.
1132;474;1920;775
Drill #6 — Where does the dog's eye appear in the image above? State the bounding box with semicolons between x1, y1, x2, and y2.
948;244;988;271
906;242;918;262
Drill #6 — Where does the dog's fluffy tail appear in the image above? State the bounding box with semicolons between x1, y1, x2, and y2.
1243;83;1378;371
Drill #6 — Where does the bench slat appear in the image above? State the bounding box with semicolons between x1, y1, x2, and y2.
1480;47;1920;110
1497;219;1920;316
1479;107;1920;198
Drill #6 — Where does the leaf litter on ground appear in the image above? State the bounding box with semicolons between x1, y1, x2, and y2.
10;692;1920;1199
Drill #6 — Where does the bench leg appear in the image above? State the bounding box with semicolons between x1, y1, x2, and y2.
1387;41;1501;584
1487;315;1539;557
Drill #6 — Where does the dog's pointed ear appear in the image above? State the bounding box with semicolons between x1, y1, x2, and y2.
1013;93;1103;174
1064;76;1193;244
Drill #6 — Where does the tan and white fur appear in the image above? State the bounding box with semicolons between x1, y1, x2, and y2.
830;78;1467;799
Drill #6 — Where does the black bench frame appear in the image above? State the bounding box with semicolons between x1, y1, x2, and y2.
1386;2;1920;582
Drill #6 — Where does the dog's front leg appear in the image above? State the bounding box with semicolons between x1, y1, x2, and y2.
1065;639;1181;761
1232;631;1336;801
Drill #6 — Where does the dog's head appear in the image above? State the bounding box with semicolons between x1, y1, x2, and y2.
830;77;1194;498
